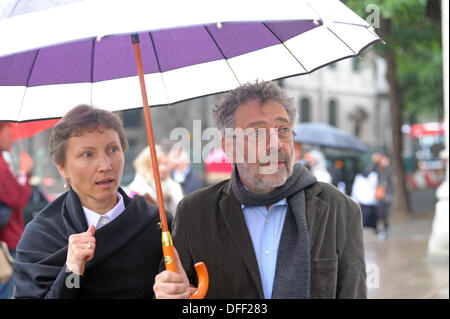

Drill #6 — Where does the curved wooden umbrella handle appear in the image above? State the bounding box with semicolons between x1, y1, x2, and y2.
162;232;209;299
190;262;209;299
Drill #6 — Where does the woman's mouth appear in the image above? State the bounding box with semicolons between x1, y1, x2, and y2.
95;178;114;187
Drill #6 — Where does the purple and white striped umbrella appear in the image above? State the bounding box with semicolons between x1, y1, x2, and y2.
0;0;380;122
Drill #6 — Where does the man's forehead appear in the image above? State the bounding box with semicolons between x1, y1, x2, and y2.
235;99;291;128
246;117;290;128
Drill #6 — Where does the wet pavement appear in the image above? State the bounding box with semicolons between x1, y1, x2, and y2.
363;215;449;299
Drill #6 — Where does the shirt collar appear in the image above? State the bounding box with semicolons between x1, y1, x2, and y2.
241;197;287;210
83;192;125;229
240;183;288;209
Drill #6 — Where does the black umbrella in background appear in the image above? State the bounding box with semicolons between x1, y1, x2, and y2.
294;122;368;152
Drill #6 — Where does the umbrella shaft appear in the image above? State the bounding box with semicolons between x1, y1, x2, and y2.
132;35;169;233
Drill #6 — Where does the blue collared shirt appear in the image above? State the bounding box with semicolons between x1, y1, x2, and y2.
242;198;288;299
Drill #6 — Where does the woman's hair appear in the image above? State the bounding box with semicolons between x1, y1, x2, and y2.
133;145;164;184
49;104;128;167
213;80;297;135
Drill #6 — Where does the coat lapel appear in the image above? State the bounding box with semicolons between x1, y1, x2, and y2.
304;183;329;256
219;182;264;298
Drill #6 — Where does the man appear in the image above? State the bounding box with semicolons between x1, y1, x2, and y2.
0;123;33;299
153;81;367;299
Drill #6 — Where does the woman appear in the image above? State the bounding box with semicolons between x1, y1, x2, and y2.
13;105;170;298
127;147;183;215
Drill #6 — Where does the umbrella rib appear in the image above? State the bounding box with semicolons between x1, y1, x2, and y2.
147;31;171;105
90;38;96;106
325;26;358;56
262;22;309;74
17;49;40;122
7;0;21;18
202;25;241;86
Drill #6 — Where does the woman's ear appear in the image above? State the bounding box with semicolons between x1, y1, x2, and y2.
56;164;66;180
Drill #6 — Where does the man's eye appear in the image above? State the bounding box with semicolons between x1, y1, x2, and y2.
109;146;118;153
279;127;290;134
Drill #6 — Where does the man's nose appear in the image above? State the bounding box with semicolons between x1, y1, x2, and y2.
267;130;282;150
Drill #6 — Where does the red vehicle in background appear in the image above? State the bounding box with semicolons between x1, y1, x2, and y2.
403;122;446;190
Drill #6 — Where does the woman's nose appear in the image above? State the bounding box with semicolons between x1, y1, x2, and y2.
98;153;112;171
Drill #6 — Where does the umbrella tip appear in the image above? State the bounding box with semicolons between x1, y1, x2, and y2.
216;22;222;29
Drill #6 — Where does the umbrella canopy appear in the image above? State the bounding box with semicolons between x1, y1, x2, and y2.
10;119;60;142
294;122;367;152
0;0;379;298
0;0;380;122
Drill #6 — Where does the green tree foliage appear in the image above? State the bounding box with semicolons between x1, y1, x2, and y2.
345;0;442;215
347;0;443;121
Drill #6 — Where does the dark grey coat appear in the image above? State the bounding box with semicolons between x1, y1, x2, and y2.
172;180;367;299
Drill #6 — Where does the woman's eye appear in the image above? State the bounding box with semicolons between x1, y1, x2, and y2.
109;146;118;153
82;152;91;158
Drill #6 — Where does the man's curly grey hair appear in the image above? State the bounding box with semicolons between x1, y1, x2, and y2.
213;80;298;135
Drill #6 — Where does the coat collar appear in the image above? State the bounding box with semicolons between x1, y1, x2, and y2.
220;181;264;298
220;180;329;287
304;183;329;253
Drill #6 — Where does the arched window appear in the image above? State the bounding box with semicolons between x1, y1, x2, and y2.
299;97;311;123
328;99;338;127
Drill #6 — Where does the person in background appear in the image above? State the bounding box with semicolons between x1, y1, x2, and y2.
0;123;33;299
168;147;204;196
128;146;184;215
204;148;234;185
304;150;333;184
13;105;168;298
366;152;393;240
351;170;379;232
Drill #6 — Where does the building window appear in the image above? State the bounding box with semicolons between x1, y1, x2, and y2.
299;97;311;122
348;106;368;138
328;99;338;127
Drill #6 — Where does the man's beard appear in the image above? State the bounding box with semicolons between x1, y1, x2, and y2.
237;150;294;194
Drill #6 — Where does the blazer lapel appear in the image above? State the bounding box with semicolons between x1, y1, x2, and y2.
219;182;264;298
304;183;329;256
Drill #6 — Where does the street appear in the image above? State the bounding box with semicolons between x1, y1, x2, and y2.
364;215;449;299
